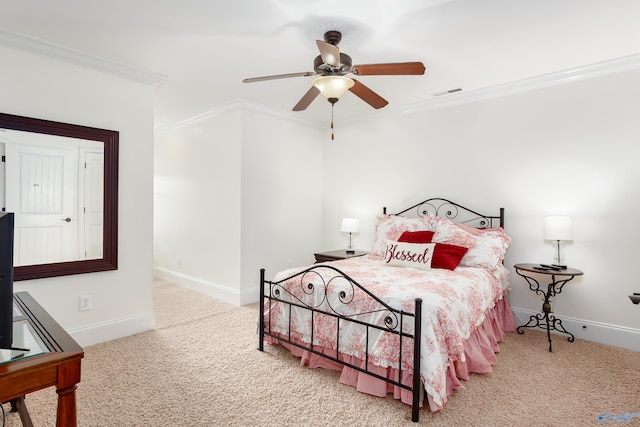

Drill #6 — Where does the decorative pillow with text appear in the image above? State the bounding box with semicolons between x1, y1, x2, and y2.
383;240;435;271
398;232;468;270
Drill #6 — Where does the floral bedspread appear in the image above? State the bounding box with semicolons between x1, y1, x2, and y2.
264;255;510;408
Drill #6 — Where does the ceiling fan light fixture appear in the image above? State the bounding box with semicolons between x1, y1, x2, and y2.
312;76;354;101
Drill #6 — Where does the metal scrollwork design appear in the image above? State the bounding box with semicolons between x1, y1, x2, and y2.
442;203;458;221
291;267;402;331
416;200;460;222
396;198;500;229
326;274;399;331
384;313;399;330
298;270;326;308
268;265;406;334
325;275;355;315
269;269;327;309
417;201;436;218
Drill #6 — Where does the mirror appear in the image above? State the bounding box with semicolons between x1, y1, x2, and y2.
0;112;118;281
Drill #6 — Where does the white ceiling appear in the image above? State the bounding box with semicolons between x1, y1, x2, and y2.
1;0;639;128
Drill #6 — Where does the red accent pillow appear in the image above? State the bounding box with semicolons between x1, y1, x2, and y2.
398;230;435;244
431;243;468;270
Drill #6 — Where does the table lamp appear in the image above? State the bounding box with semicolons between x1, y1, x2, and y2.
341;218;359;254
543;215;573;269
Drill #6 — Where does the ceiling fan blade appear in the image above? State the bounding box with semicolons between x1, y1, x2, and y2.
243;71;316;83
348;79;388;109
292;86;321;111
353;62;426;76
315;40;340;68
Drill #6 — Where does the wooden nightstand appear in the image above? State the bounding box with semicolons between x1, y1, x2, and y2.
314;249;368;263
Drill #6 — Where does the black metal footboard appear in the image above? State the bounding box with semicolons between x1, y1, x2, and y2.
259;265;423;422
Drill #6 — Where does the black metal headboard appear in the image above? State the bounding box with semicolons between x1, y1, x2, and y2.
383;197;505;229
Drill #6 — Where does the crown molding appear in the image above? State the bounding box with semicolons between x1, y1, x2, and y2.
0;28;167;86
156;99;322;134
240;100;323;128
399;53;640;115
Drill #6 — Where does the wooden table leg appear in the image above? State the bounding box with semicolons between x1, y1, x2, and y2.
56;362;81;427
11;397;34;427
56;384;78;427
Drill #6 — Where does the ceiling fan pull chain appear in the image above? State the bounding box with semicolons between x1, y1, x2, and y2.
331;103;335;140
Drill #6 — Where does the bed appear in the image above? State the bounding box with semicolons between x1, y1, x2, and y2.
258;198;516;422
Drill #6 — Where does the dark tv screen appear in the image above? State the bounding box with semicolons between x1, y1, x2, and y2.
0;212;14;349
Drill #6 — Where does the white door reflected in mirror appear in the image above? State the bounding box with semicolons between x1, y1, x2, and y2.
1;128;103;266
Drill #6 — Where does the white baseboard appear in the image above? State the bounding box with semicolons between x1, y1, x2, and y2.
153;267;259;306
68;311;156;348
68;269;262;348
511;307;640;352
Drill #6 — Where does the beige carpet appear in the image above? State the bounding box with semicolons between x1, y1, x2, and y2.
3;279;640;426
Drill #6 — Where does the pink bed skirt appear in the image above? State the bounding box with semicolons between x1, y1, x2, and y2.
264;297;517;412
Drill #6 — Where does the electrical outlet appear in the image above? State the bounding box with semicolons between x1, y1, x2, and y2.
79;295;92;312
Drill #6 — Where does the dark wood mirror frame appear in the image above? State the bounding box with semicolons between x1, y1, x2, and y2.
0;112;118;281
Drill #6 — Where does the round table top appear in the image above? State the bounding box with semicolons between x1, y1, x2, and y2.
514;263;584;276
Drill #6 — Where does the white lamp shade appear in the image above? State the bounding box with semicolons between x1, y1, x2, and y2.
544;216;573;241
313;76;355;100
341;218;359;233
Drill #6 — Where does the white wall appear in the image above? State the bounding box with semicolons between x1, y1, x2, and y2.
240;109;324;297
321;66;640;349
0;44;157;347
153;106;324;304
154;110;243;300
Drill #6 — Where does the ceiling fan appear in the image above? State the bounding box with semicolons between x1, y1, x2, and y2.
242;30;426;111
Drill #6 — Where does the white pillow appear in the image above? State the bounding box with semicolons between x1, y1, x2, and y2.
432;216;511;271
371;214;437;257
382;240;435;271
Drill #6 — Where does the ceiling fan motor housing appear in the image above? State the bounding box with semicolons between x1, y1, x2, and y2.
314;53;352;75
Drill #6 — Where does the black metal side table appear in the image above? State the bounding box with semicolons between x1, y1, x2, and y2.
514;263;584;352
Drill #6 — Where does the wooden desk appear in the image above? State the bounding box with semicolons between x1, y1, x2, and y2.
1;292;84;426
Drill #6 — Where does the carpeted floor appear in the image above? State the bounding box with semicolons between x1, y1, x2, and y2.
3;279;639;426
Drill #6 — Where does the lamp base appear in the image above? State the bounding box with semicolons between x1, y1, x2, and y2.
346;249;355;255
552;264;567;269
